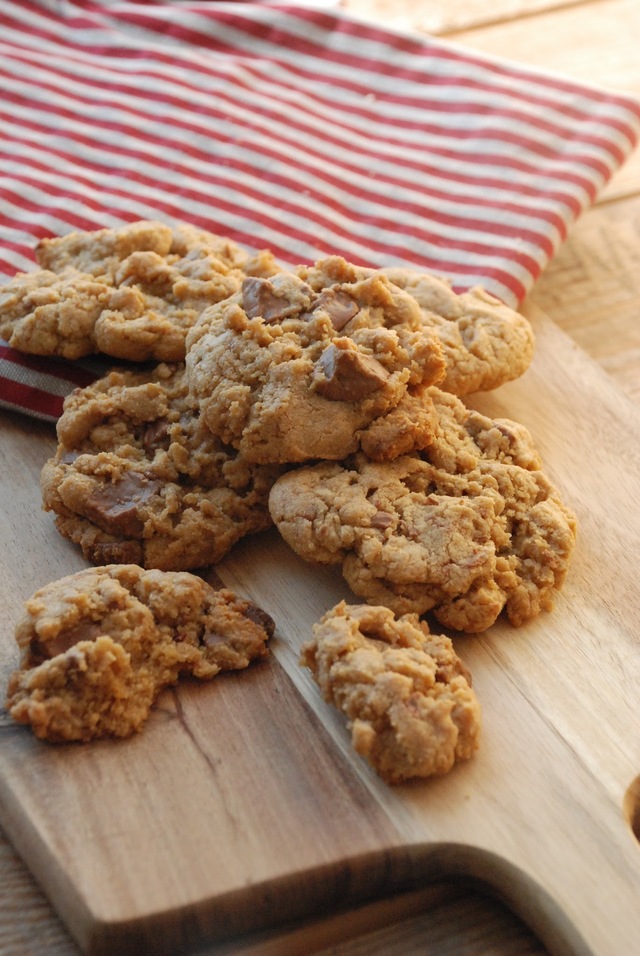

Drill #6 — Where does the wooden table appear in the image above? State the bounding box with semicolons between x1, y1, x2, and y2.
1;1;639;954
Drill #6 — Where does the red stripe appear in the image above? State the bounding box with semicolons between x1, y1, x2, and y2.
0;180;538;301
0;344;100;388
0;375;63;419
0;37;630;169
0;122;574;239
0;90;592;225
0;87;592;229
1;130;562;262
0;0;640;162
0;86;573;256
5;0;638;163
87;4;640;145
0;56;615;196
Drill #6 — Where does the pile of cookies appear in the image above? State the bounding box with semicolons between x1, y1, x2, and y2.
1;220;577;783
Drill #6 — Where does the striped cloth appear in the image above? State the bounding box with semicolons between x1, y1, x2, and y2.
1;1;639;421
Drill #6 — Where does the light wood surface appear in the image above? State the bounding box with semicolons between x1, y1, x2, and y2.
2;2;640;955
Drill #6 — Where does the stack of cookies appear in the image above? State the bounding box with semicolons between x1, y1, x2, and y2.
1;220;577;782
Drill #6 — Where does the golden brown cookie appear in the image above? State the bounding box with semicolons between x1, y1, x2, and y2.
269;388;577;633
301;601;481;784
377;267;535;396
185;256;445;464
41;363;282;570
0;269;113;360
1;220;278;362
5;565;274;742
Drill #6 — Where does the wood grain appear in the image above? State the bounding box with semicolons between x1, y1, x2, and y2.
529;196;640;404
341;0;584;39
1;304;640;955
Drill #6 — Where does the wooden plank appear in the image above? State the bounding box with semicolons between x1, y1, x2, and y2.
529;196;640;404
1;304;640;955
340;0;584;38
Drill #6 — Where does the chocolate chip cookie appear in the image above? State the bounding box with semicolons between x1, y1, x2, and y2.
1;220;278;361
269;388;577;633
41;363;282;570
185;256;446;464
377;267;535;396
5;565;274;742
301;601;481;783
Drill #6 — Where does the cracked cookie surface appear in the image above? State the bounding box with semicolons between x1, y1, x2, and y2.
5;565;274;742
300;601;480;783
270;388;577;633
1;220;277;361
377;267;535;396
185;256;445;464
41;363;282;570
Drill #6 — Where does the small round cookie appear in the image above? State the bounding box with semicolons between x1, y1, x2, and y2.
0;268;113;360
269;388;577;633
301;601;481;784
1;220;278;362
5;565;274;741
41;363;282;570
185;256;445;464
379;267;535;396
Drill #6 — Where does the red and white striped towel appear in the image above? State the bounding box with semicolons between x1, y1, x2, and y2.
1;1;639;421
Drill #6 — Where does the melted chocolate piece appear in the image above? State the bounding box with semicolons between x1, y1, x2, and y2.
311;289;358;331
241;601;276;637
370;511;395;530
315;345;390;402
83;472;161;537
30;620;104;663
242;277;298;323
142;417;171;454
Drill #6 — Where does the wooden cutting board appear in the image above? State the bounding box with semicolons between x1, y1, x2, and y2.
1;304;639;956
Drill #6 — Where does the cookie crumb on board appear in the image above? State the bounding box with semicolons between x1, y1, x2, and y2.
300;601;481;785
5;565;274;743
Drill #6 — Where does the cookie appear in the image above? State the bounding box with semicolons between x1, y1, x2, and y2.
41;363;282;570
5;565;274;742
269;388;577;633
0;268;113;360
185;256;445;464
377;267;535;396
300;601;480;784
1;220;278;361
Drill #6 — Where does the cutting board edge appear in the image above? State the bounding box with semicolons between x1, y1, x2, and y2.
0;767;595;956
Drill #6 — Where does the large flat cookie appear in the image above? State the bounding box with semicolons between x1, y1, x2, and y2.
0;220;277;361
185;256;445;464
41;363;282;570
301;601;481;784
269;388;577;633
5;565;274;742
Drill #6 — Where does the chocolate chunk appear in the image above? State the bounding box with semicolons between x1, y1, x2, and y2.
30;620;104;663
241;277;298;323
241;601;275;637
370;511;395;530
83;473;161;537
142;418;170;454
311;289;358;331
315;345;390;402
